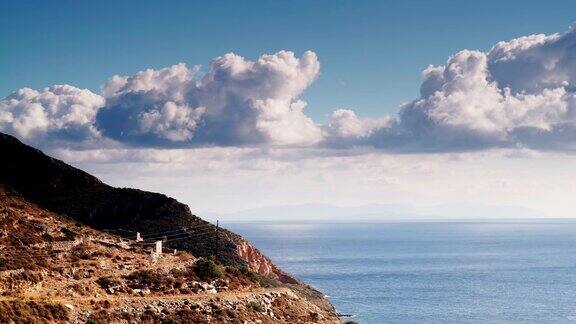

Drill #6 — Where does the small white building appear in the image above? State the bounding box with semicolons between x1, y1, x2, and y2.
155;240;162;254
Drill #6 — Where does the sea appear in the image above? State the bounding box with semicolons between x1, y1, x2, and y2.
226;220;576;323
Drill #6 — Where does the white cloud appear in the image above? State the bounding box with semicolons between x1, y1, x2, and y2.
0;85;104;146
139;102;205;141
396;28;576;151
3;24;576;153
323;109;393;147
97;50;322;146
329;24;576;152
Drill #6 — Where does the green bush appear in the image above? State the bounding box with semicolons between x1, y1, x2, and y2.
0;256;6;268
193;258;223;280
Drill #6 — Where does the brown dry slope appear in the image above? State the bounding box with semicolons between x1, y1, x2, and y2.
0;132;341;323
0;185;341;323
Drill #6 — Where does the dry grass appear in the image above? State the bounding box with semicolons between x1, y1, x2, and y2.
0;300;69;323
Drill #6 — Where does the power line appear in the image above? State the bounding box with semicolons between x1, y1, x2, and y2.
215;220;220;262
141;225;215;240
103;224;216;240
102;228;135;234
164;233;214;244
140;227;188;237
161;231;213;242
138;224;215;237
132;231;213;246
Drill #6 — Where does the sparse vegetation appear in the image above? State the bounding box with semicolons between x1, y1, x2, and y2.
258;275;281;288
12;270;43;284
125;270;176;292
0;301;68;322
71;243;97;260
0;133;340;322
226;266;282;288
193;258;223;280
0;250;49;271
226;265;260;282
96;276;122;290
247;301;264;312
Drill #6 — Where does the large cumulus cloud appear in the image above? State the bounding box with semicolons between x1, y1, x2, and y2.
331;24;576;152
97;51;322;147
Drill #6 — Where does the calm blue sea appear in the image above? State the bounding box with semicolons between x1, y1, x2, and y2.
226;221;576;323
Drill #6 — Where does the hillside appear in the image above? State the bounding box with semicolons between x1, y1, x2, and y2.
0;132;340;323
0;186;340;322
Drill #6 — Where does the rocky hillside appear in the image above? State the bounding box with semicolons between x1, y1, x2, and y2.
0;133;342;322
0;134;317;280
0;185;340;322
0;133;261;269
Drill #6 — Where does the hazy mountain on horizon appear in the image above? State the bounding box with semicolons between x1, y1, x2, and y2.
203;202;545;222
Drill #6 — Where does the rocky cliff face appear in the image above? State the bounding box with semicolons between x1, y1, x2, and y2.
236;240;297;284
0;132;338;318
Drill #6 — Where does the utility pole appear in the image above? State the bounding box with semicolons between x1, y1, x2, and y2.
215;220;219;262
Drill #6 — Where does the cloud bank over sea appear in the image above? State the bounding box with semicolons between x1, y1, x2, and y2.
3;24;576;155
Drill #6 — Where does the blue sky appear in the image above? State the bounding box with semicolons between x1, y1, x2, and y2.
2;0;576;121
2;1;576;218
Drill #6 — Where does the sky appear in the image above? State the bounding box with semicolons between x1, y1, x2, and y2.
2;1;576;219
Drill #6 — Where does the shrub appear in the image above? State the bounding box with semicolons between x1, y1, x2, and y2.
96;276;122;289
226;266;260;283
245;270;260;283
125;270;175;291
193;258;223;280
225;266;241;276
247;301;264;312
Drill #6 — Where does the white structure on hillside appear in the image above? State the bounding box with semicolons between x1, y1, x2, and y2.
150;240;163;263
136;232;143;242
155;240;162;254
